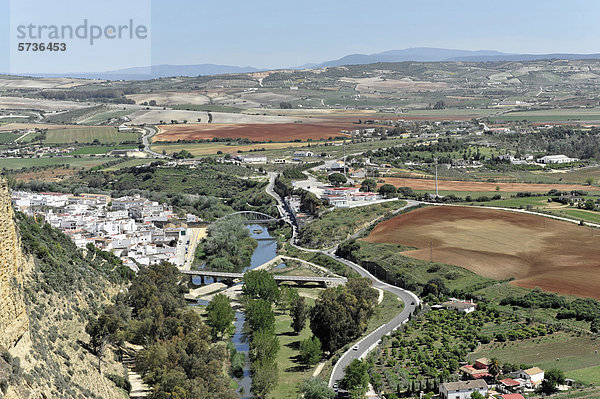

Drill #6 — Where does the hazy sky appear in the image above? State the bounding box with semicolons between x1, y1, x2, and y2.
1;0;600;73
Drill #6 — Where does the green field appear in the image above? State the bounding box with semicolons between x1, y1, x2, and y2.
469;332;600;382
101;158;152;171
566;365;600;385
0;157;120;170
496;108;600;122
0;132;19;143
45;127;139;144
79;109;134;125
71;145;139;155
171;104;244;113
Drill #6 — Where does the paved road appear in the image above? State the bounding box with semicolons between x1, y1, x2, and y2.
264;173;421;387
141;126;169;158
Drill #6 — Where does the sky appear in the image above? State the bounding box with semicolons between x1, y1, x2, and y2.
1;0;600;74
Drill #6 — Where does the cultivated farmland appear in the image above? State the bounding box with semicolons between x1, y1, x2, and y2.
44;127;139;144
383;177;595;193
364;206;600;299
154;123;351;142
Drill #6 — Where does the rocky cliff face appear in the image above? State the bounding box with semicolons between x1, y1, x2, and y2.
0;180;29;354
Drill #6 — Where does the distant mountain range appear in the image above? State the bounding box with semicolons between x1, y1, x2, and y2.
12;47;600;80
24;64;261;81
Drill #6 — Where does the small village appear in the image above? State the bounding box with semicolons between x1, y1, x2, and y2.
11;191;202;271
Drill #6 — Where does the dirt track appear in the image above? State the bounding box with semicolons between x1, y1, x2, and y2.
383;177;594;193
364;206;600;299
154;123;351;142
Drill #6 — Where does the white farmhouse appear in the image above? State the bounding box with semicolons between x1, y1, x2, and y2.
537;154;579;164
439;380;488;399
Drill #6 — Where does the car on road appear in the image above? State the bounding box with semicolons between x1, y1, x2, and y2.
352;344;359;351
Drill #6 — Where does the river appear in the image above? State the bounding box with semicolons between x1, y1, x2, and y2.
192;224;278;398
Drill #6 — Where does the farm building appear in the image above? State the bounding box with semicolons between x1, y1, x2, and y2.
235;154;267;163
514;367;544;387
459;357;491;380
439;380;488;399
537;154;579;164
293;150;314;157
499;378;522;393
118;124;134;132
442;299;477;313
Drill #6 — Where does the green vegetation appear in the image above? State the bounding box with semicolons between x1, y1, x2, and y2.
86;262;236;398
242;273;280;399
206;293;235;339
195;216;257;272
297;377;335;399
341;240;492;295
14;213;134;397
243;270;280;302
341;359;370;399
70;145;139;155
44;126;139;144
171;104;244;113
297;200;406;249
310;278;377;353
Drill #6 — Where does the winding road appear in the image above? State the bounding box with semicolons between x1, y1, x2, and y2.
265;172;421;388
141;126;169;158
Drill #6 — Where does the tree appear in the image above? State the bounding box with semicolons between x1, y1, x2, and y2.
433;100;446;110
279;101;292;109
251;359;278;399
277;286;299;313
539;368;565;394
299;336;322;368
148;100;157;106
290;296;309;334
298;377;335;399
243;269;280;302
586;177;595;186
341;359;369;399
488;357;501;380
250;328;280;362
206;293;235;339
378;184;397;198
328;173;347;186
470;392;485;399
360;178;377;192
246;299;275;333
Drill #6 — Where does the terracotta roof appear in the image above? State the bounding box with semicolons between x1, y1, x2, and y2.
500;378;521;387
501;395;525;399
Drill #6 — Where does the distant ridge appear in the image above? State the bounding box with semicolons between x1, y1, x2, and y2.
18;64;262;80
311;47;600;67
8;48;600;80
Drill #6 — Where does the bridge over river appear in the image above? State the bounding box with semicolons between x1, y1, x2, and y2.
182;270;347;287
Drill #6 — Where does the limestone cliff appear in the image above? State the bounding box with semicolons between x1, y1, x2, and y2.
0;180;29;354
0;179;131;399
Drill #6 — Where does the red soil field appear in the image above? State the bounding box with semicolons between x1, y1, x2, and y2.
364;206;600;299
383;177;593;193
154;123;351;142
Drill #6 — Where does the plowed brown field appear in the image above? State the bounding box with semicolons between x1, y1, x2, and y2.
364;206;600;299
154;123;351;142
383;177;593;193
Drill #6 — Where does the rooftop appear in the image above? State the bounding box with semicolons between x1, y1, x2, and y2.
442;380;487;391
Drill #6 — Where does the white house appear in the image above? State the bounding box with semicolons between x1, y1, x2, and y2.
440;380;488;399
443;299;477;313
293;150;314;157
118;124;133;132
236;154;268;163
537;155;579;164
516;367;544;387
